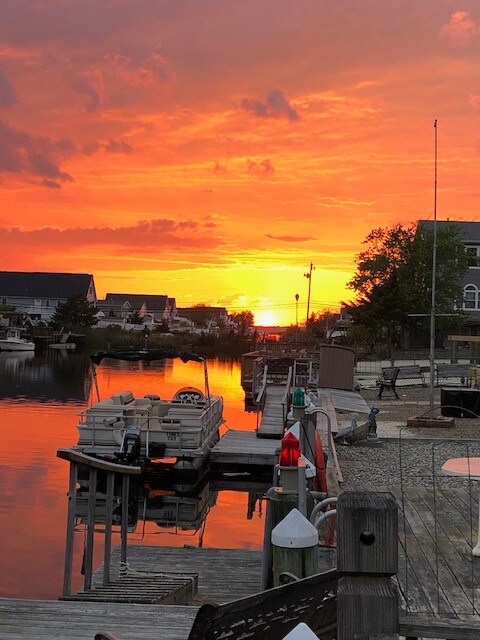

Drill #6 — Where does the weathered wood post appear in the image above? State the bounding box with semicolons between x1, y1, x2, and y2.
337;491;399;640
57;448;141;597
271;508;318;586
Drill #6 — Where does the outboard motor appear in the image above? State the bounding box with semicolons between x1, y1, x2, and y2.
115;425;142;464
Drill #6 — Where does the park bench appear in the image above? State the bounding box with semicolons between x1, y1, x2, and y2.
435;363;470;386
94;568;338;640
376;367;400;399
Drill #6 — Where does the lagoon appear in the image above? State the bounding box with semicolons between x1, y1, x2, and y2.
0;350;263;599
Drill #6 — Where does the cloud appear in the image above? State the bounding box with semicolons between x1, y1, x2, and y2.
107;48;176;88
470;94;480;110
266;234;316;242
242;89;299;121
82;138;133;155
70;69;106;112
0;119;73;184
213;162;227;174
0;71;16;107
247;158;275;177
0;218;226;251
440;11;480;43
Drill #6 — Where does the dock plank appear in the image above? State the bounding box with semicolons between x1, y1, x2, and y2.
257;385;286;438
210;430;279;471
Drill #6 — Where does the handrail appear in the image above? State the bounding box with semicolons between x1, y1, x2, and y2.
255;365;269;406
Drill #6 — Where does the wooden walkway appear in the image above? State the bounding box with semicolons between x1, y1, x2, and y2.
210;430;279;472
4;487;480;639
256;384;285;438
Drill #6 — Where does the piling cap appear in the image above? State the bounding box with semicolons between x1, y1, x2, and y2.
282;623;320;640
271;508;319;548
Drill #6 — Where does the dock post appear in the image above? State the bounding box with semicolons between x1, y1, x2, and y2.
102;471;115;585
84;467;97;590
62;461;78;597
120;474;129;569
271;508;318;586
336;491;400;640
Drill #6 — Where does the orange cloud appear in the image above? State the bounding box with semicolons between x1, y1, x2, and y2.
440;11;480;42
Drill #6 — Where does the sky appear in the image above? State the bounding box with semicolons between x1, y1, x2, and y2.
1;1;480;326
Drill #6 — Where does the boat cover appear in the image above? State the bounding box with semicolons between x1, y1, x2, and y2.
90;349;205;366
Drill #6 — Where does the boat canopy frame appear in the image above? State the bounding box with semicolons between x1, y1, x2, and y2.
89;349;210;405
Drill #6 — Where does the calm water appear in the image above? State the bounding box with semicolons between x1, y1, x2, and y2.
0;350;264;600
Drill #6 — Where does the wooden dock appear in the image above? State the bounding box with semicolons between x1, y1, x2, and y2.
210;430;280;472
3;485;480;639
256;384;286;438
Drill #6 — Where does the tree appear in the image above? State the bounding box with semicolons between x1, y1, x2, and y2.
128;310;144;324
231;310;254;335
305;310;337;341
50;295;97;330
345;222;468;350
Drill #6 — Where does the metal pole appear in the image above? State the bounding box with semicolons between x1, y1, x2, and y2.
429;119;438;415
295;293;299;343
304;263;314;326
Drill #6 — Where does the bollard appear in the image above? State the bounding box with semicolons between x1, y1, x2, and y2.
271;508;318;587
337;491;399;640
282;622;320;640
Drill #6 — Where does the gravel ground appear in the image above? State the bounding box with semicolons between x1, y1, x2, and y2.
336;384;480;489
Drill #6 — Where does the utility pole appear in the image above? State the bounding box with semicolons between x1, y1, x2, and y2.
295;293;299;342
304;263;315;326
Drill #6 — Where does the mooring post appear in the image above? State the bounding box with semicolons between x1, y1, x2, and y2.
337;491;400;640
271;508;318;586
84;467;98;591
102;471;115;585
62;461;78;597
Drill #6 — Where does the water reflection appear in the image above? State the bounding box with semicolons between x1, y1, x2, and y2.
0;350;92;402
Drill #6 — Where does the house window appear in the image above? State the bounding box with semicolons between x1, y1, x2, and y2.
463;284;480;310
466;246;480;267
1;298;6;305
45;300;50;307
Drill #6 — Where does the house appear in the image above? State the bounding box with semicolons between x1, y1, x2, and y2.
0;271;96;323
419;220;480;332
176;306;230;328
99;293;175;322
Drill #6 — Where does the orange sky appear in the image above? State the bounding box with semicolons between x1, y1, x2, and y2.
1;1;480;325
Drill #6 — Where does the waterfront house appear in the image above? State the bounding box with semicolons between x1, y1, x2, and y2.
0;271;96;323
99;293;176;322
419;220;480;333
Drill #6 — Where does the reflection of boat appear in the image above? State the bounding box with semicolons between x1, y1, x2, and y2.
75;349;224;476
144;481;217;532
0;328;35;352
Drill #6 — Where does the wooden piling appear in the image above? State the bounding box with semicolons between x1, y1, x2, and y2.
336;491;400;640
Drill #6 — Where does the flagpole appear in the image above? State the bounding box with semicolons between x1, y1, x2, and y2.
429;119;438;415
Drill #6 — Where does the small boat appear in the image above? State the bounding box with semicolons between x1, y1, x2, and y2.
75;349;224;477
0;328;35;352
49;332;76;350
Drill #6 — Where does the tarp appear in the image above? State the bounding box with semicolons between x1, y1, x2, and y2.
90;349;205;366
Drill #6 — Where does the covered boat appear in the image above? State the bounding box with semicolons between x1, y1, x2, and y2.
75;349;224;475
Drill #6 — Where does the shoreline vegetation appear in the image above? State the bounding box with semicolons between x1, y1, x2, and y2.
81;326;257;356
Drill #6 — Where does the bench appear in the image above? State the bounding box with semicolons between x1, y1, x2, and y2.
435;363;470;386
376;367;400;399
94;568;338;640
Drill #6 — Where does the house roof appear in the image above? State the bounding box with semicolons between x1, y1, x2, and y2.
419;220;480;243
104;293;169;312
0;271;94;298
